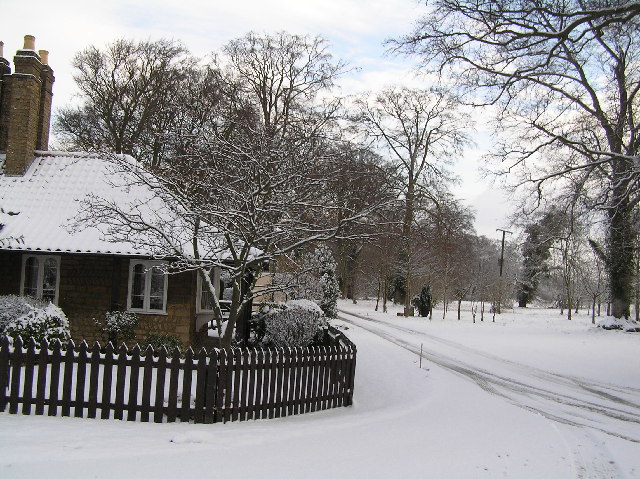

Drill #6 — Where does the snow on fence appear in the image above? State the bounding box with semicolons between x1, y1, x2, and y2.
0;328;356;424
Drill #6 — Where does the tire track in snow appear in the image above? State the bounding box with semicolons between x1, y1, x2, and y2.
338;310;640;445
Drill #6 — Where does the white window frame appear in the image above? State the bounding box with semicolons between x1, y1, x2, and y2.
127;260;168;314
20;254;61;304
196;266;221;314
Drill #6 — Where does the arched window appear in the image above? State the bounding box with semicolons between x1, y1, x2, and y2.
20;255;60;304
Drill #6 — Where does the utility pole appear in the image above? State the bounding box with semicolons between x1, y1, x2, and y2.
495;228;512;316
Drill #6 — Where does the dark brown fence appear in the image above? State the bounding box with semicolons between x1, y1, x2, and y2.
0;328;356;424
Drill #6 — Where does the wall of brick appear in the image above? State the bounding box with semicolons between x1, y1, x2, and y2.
4;74;41;174
0;252;198;346
36;65;54;151
0;55;11;151
0;251;22;295
3;50;44;175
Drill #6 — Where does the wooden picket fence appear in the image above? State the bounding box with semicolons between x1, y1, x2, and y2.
0;328;356;424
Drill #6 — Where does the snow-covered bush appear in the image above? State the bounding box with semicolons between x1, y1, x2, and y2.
0;295;46;333
319;269;340;318
272;245;340;318
597;317;640;332
285;299;324;315
95;310;139;345
4;302;70;344
260;300;328;348
412;284;432;317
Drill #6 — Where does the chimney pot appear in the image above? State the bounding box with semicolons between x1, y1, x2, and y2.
39;50;49;65
0;41;4;58
23;35;36;50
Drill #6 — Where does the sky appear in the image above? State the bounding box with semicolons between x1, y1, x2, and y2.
1;0;512;238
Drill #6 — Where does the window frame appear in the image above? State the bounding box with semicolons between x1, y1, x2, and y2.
127;260;168;314
20;254;61;304
196;266;221;314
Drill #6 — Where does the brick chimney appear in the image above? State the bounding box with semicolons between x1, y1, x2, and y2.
0;35;55;175
0;41;12;152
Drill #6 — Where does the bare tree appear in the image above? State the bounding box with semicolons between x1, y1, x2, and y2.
222;31;348;140
55;38;200;165
415;197;476;319
73;32;388;347
395;0;640;319
354;86;470;314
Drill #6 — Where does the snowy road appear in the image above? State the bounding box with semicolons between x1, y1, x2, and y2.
338;308;640;478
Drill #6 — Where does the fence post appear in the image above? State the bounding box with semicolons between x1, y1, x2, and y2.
87;342;101;419
166;348;181;423
114;343;128;420
9;336;24;414
0;336;11;412
21;338;37;415
140;346;154;422
35;338;49;415
194;347;207;423
204;348;218;424
74;341;89;418
126;344;141;421
100;342;114;420
180;348;194;423
153;347;168;423
47;339;62;416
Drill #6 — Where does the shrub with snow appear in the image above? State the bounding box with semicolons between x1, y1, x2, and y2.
285;299;324;314
260;300;328;348
0;295;46;333
597;317;640;332
95;310;139;345
4;302;70;344
272;245;340;318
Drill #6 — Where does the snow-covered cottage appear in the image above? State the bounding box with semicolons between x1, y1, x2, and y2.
0;36;243;346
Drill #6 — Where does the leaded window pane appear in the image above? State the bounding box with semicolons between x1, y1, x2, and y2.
220;269;233;301
200;269;216;311
23;257;39;298
149;266;165;310
131;263;145;309
42;258;58;303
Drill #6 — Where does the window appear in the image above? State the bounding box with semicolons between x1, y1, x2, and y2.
127;260;167;314
197;267;220;313
196;267;232;317
20;255;61;304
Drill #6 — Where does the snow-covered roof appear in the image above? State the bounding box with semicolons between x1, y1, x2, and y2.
0;152;176;256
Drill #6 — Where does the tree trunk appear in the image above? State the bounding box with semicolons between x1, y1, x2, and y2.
591;296;596;325
383;276;388;313
457;299;462;320
635;253;639;322
402;177;415;314
607;177;634;319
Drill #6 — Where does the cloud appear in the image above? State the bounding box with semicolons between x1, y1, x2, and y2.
2;0;508;235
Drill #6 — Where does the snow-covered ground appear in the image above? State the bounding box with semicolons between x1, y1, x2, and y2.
1;299;638;478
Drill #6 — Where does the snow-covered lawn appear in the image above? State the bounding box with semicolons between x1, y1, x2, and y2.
1;299;638;478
